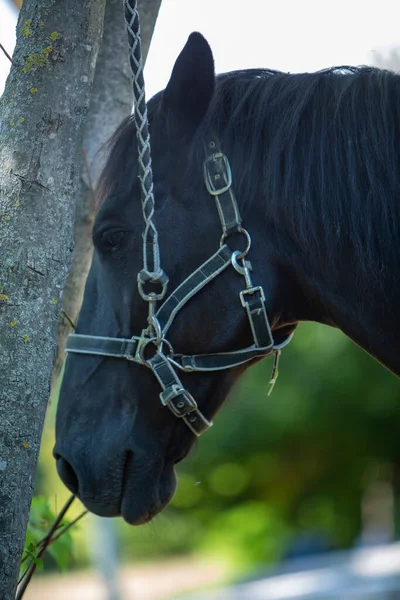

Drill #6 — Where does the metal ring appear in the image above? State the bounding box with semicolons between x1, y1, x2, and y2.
138;280;168;302
137;270;169;301
220;227;251;260
139;337;174;365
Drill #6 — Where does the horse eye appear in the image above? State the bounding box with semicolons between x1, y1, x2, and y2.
101;230;126;249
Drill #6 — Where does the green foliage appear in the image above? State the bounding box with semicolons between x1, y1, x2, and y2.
158;323;399;569
21;496;75;578
199;501;289;567
23;544;44;573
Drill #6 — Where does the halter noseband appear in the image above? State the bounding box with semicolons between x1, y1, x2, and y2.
66;139;293;436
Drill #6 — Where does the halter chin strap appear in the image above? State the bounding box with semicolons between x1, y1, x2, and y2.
66;138;293;436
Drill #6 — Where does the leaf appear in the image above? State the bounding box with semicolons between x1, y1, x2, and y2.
33;557;44;572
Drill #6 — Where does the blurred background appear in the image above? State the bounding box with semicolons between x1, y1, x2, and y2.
1;0;400;598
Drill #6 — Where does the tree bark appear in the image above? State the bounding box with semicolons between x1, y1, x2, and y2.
52;0;162;391
0;1;106;598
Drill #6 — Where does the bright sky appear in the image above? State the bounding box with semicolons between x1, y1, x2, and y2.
0;0;17;92
144;0;400;98
1;0;399;97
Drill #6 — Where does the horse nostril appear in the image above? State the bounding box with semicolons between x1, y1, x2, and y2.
56;456;79;495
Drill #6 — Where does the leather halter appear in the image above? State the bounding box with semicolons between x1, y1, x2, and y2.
66;139;293;436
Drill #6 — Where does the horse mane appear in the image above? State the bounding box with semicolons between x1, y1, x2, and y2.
193;66;400;285
98;66;400;285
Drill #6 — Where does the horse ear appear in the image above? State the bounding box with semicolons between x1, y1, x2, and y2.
162;32;215;135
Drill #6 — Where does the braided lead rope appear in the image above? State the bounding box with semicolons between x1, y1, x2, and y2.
124;0;167;291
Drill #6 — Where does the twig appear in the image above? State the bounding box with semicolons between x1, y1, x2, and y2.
17;564;30;587
0;43;14;65
16;495;76;600
48;510;87;544
61;309;76;331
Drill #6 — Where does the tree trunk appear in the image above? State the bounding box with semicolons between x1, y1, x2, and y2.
0;1;106;598
52;0;162;391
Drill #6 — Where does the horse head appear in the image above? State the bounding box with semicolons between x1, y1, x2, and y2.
54;33;297;524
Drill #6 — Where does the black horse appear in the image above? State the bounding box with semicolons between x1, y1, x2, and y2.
55;33;400;525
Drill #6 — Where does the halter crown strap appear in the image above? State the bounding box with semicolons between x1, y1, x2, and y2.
203;144;241;235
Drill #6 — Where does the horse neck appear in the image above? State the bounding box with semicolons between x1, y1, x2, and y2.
283;232;400;377
217;104;400;377
235;169;400;377
204;71;400;376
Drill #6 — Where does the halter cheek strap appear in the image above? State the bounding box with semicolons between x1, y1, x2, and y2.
65;139;293;436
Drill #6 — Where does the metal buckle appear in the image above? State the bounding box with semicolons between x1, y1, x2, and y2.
133;333;151;363
239;286;265;307
203;152;232;196
159;385;198;417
